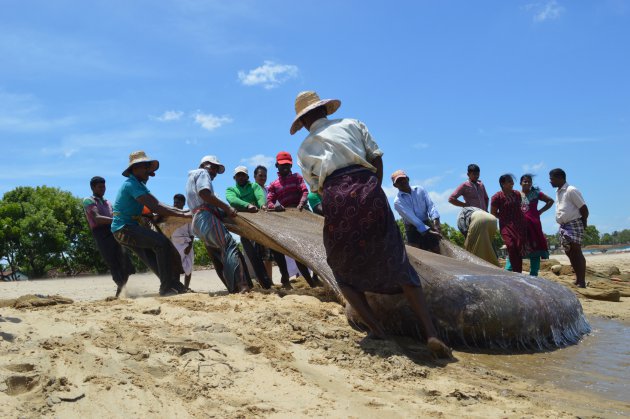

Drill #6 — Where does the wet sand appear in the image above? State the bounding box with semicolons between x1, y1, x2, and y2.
1;254;629;418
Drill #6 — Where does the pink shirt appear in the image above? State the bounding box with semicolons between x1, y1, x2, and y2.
450;180;489;211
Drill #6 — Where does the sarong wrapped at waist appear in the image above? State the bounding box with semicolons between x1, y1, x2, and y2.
559;218;585;249
322;165;421;294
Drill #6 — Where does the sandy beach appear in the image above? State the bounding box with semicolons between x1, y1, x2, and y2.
1;255;629;418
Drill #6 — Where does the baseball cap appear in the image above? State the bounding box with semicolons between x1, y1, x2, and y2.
276;151;293;165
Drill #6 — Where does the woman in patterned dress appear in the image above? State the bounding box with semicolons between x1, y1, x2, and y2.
509;174;554;276
490;174;527;273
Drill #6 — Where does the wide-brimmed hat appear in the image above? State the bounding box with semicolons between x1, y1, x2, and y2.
233;165;248;175
276;151;293;165
199;155;225;174
391;170;409;184
122;151;159;177
290;91;341;135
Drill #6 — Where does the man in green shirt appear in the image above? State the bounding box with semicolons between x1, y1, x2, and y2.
225;166;272;288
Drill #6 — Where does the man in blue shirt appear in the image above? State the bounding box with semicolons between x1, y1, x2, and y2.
112;151;191;296
392;170;442;254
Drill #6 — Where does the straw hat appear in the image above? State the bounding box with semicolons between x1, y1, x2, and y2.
290;91;341;135
391;170;408;184
199;155;225;174
122;151;159;177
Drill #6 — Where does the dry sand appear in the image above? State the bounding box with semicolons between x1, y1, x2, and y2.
1;255;629;418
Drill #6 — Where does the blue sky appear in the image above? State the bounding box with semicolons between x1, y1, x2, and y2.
1;0;629;234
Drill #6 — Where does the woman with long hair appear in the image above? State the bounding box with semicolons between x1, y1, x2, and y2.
491;174;527;273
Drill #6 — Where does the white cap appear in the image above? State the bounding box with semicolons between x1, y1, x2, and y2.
233;166;248;175
199;155;225;174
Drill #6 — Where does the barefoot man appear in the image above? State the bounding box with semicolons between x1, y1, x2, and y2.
292;91;451;358
550;168;589;288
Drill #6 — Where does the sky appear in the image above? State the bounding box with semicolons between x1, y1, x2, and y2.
1;0;629;234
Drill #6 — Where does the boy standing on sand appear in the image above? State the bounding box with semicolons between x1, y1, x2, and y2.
83;176;135;297
449;164;490;211
549;168;589;288
170;194;195;290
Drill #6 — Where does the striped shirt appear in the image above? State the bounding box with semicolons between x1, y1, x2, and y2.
266;172;308;209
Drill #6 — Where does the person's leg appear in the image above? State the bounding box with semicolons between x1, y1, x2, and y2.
241;238;271;289
194;211;249;293
114;225;176;294
295;262;318;287
506;246;522;273
529;256;541;276
271;250;291;288
505;257;513;272
401;284;452;358
340;285;386;338
566;243;586;287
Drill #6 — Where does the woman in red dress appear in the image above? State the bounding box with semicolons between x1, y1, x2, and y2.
491;174;527;273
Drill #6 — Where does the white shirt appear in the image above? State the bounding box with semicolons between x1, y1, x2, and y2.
297;118;384;193
394;186;440;233
185;169;214;210
555;183;586;224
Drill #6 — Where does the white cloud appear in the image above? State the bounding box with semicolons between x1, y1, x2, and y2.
522;161;545;173
413;142;430;149
416;177;442;188
154;110;184;122
193;112;233;131
525;1;565;23
238;60;299;89
429;189;459;216
240;154;275;169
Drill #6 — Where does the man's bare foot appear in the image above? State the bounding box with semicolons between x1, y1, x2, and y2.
427;337;453;359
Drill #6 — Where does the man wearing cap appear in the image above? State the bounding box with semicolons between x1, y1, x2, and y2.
392;170;442;254
83;176;135;297
266;152;320;288
186;155;250;293
225;166;272;289
293;91;451;358
111;151;191;296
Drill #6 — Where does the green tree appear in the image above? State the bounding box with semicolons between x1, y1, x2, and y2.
582;225;600;246
0;186;87;277
440;223;465;247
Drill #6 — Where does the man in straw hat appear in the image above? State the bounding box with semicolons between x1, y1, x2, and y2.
111;151;192;296
186;155;251;293
292;91;451;358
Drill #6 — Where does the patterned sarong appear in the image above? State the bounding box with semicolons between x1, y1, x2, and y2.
192;207;246;293
559;218;585;250
322;166;421;294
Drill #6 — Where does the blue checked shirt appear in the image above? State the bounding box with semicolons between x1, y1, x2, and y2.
394;186;440;233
